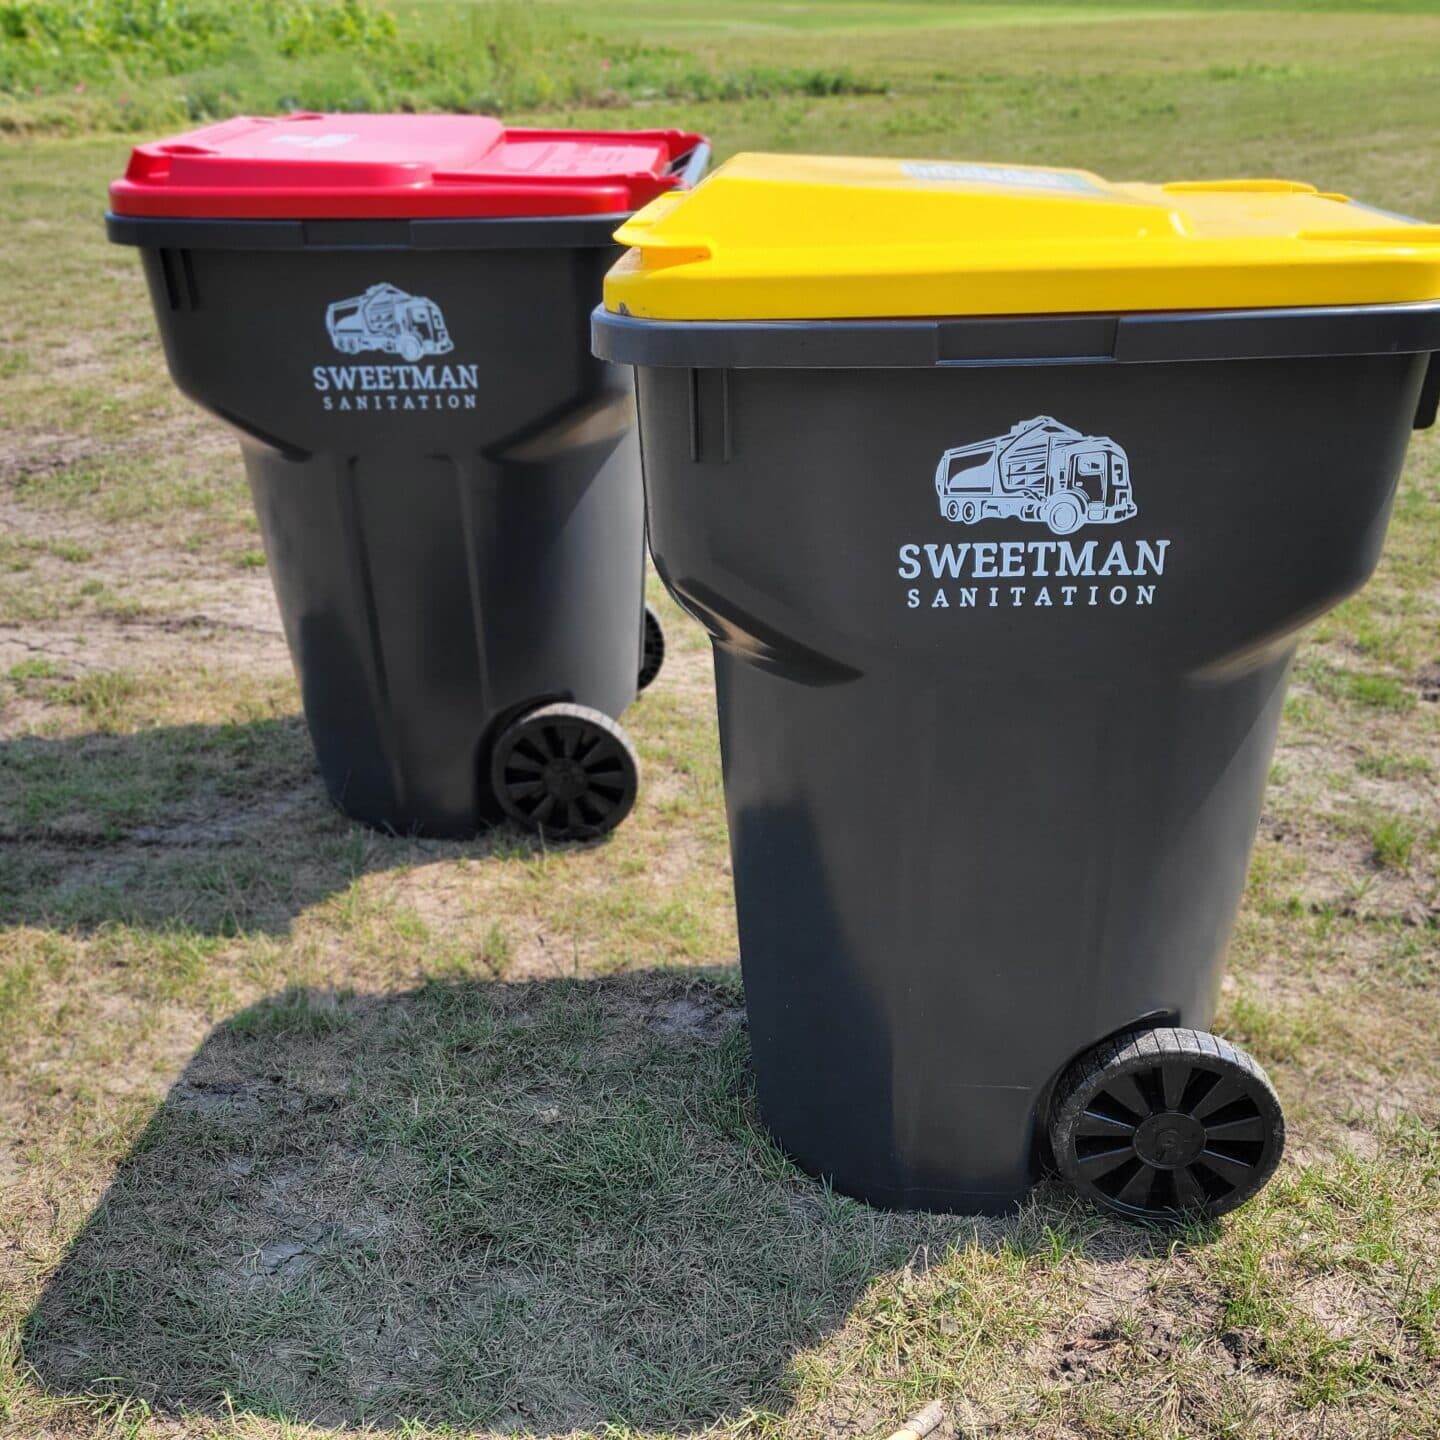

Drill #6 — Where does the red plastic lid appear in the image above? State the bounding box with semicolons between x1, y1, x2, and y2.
109;112;707;220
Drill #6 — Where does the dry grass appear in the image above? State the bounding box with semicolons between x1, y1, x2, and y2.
2;4;1439;1438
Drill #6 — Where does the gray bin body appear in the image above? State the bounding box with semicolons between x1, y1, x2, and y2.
596;304;1438;1211
113;216;645;836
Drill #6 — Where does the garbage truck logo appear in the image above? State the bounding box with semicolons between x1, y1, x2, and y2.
325;282;454;362
935;416;1137;536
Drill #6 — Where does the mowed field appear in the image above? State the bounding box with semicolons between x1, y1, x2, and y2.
1;3;1439;1438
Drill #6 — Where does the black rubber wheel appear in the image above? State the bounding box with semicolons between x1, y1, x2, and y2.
638;602;665;692
490;702;638;841
1050;1027;1284;1221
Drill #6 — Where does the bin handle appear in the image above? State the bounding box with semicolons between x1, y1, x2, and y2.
668;141;712;192
613;193;711;264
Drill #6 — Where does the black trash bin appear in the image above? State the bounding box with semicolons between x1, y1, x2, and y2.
109;113;707;839
595;154;1440;1218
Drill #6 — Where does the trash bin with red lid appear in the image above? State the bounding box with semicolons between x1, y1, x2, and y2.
108;113;708;839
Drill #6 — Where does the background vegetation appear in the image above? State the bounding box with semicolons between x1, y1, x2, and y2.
0;0;876;134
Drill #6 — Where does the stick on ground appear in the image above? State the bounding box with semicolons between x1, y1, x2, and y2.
884;1400;947;1440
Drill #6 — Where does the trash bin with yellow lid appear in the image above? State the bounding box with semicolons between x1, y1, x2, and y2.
593;155;1440;1220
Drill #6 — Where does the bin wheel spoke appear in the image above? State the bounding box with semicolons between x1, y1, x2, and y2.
1190;1073;1251;1121
1196;1147;1258;1187
491;702;639;843
1160;1059;1189;1111
1050;1027;1284;1223
1171;1163;1207;1212
1203;1114;1269;1144
558;723;581;760
1113;1161;1157;1211
638;602;665;691
1100;1071;1154;1125
1075;1144;1135;1181
1075;1109;1138;1141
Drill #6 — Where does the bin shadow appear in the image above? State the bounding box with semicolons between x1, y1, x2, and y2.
21;971;1195;1435
0;717;554;938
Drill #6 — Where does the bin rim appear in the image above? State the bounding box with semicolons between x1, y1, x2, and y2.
106;210;645;252
592;300;1440;369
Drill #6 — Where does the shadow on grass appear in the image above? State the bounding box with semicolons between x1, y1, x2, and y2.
22;972;1188;1434
0;718;551;937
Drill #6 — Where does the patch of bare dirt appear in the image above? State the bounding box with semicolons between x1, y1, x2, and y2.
1315;1067;1439;1132
1254;813;1438;930
125;788;315;849
1294;1275;1383;1343
0;600;288;701
0;415;231;490
0;420;283;671
646;991;744;1041
1033;1262;1158;1386
650;630;715;701
0;432;99;490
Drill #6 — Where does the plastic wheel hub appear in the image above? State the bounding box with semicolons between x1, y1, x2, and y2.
543;757;590;802
1133;1111;1207;1169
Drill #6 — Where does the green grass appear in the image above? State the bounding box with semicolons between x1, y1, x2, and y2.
1293;659;1419;714
1221;989;1325;1068
1;2;1439;1438
1370;814;1419;870
1206;1133;1440;1401
6;657;63;682
14;974;1440;1436
1;978;1129;1429
1356;750;1434;781
0;678;312;844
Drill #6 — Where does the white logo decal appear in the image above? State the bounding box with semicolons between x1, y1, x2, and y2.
271;132;357;149
897;416;1172;613
326;283;453;361
935;415;1136;535
313;284;478;414
901;162;1101;193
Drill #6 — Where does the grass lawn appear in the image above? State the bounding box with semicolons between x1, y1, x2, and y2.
1;2;1439;1438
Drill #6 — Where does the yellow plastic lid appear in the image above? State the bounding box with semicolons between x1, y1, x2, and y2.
604;153;1440;321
